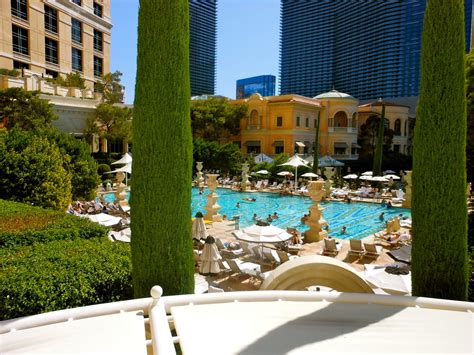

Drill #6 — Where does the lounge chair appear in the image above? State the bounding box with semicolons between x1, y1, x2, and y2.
322;238;341;257
276;249;298;263
364;242;383;259
262;248;280;266
348;239;365;257
215;238;244;257
225;258;261;279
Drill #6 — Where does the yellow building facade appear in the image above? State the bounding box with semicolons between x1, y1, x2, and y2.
0;0;111;90
233;90;361;160
358;101;412;155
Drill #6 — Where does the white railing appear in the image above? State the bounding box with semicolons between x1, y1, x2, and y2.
1;288;473;355
0;73;102;100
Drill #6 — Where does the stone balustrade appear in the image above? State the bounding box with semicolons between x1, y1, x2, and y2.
0;72;102;101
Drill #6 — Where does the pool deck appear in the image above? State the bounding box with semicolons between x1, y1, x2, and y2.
202;220;405;292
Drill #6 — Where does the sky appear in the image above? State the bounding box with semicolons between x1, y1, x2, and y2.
111;0;280;104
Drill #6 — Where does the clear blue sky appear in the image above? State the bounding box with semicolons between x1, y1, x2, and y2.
111;0;280;104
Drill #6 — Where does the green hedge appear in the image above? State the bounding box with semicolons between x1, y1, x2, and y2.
0;199;108;248
0;238;132;320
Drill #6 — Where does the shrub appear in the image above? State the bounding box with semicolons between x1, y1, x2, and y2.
98;163;112;181
0;130;72;210
0;68;20;77
0;238;132;320
0;199;108;248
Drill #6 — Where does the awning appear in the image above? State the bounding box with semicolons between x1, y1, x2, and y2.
334;142;348;148
244;140;261;147
295;141;305;147
352;143;362;149
272;140;284;147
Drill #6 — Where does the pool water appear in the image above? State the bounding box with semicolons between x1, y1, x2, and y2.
103;188;411;240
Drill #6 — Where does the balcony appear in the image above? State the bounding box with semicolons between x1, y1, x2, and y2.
328;126;357;134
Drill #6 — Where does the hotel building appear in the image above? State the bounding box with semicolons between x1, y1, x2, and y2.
189;0;217;96
1;0;111;90
279;0;473;100
232;90;411;161
236;75;276;99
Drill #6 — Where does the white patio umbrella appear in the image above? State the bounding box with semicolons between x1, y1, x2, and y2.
343;174;358;179
256;170;270;175
361;171;373;176
199;236;221;291
319;155;344;167
359;175;372;180
192;212;207;240
301;172;318;180
234;224;293;244
279;154;308;188
363;265;411;295
277;171;292;176
254;153;274;164
384;170;397;174
111;152;132;165
383;174;400;180
371;176;389;182
107;162;132;174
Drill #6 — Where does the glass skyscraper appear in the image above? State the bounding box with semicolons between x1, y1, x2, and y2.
189;0;217;96
280;0;473;100
236;75;276;99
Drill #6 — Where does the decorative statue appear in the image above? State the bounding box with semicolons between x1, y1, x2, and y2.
204;174;222;222
304;181;329;242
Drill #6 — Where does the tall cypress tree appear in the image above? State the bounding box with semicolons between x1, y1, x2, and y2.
131;0;194;297
372;103;385;176
412;0;468;300
312;111;320;174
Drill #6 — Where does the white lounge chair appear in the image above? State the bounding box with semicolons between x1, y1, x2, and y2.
348;239;365;257
322;238;341;257
364;242;383;259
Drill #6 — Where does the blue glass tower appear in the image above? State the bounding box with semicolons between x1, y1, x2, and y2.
280;0;473;100
236;75;276;99
189;0;217;96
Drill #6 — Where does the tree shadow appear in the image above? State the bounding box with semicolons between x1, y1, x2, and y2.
238;300;404;354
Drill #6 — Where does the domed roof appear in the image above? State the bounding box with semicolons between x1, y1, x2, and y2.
313;90;355;100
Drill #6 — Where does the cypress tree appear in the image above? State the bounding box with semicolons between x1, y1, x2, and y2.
131;0;194;297
372;103;385;176
312;111;320;174
412;0;468;300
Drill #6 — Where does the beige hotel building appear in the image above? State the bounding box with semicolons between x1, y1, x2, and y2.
0;0;111;89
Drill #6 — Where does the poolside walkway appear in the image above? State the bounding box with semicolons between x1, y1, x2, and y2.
202;221;405;292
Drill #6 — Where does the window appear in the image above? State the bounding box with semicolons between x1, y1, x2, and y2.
12;25;28;55
71;18;82;43
305;117;309;127
11;0;27;21
93;29;103;52
13;60;29;69
296;116;300;127
45;69;58;78
93;2;103;17
72;47;82;71
394;119;401;135
45;38;58;64
274;141;284;154
71;0;81;5
393;144;400;153
276;116;283;127
93;56;103;77
108;139;123;154
44;5;57;33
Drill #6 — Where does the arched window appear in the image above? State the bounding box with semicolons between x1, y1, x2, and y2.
394;119;401;135
333;111;348;128
250;110;259;128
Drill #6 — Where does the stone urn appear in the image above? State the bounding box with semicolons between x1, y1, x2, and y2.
204;174;222;222
304;180;329;243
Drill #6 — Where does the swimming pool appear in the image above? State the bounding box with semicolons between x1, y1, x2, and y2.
103;188;411;240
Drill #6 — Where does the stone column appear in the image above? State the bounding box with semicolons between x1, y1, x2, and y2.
196;161;205;188
204;174;222;222
241;163;250;191
304;180;329;243
324;168;334;199
402;170;412;208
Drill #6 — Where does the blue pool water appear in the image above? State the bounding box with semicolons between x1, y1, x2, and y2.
103;188;411;240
